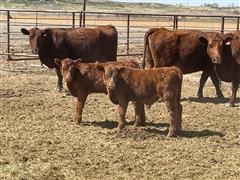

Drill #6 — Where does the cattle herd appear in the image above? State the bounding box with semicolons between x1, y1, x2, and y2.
21;25;239;137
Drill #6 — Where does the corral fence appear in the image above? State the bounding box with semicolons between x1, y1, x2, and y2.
0;9;239;61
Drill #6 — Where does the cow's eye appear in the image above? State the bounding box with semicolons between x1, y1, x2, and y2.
208;44;213;48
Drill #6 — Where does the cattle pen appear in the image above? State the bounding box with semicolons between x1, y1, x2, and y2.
1;7;240;180
0;9;239;61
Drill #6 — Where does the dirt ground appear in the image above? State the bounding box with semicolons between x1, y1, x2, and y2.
0;58;240;179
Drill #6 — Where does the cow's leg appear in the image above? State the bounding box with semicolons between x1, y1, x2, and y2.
75;94;87;124
197;70;209;98
209;70;224;98
55;67;63;91
229;80;238;107
118;98;128;131
133;101;146;126
165;97;178;138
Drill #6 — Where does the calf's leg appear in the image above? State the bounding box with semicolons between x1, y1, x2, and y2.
118;98;128;131
75;94;87;124
164;96;178;138
176;103;182;133
133;101;146;126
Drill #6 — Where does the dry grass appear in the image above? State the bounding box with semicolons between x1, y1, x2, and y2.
0;59;240;179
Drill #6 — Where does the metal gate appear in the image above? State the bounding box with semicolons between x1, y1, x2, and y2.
0;9;239;61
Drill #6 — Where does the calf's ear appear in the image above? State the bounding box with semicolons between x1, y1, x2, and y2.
54;58;61;66
118;67;126;74
21;28;29;35
199;36;208;44
96;65;105;72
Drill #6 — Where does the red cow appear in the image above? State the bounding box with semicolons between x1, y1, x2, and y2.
21;25;118;91
142;28;231;98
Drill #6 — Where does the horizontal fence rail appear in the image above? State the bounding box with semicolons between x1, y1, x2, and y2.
0;9;239;61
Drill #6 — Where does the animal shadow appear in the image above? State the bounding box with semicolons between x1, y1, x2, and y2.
179;129;225;138
90;119;118;129
181;96;240;105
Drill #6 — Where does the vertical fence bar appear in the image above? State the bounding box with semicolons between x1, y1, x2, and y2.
175;15;178;29
72;12;75;28
173;15;178;29
79;11;82;27
35;11;38;27
7;10;10;60
221;16;225;33
173;15;176;29
237;17;239;31
82;11;85;27
126;14;130;55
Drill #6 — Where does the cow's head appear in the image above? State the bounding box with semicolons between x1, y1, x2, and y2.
224;32;240;65
97;65;123;93
199;32;232;64
21;27;49;54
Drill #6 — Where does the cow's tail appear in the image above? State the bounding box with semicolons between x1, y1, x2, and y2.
142;29;155;69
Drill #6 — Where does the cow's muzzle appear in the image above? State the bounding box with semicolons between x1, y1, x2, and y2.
212;57;222;64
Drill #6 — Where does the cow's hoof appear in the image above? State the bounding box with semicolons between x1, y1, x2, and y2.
217;94;224;98
167;132;176;138
75;119;81;125
197;94;203;98
226;103;235;107
134;121;146;127
55;87;62;92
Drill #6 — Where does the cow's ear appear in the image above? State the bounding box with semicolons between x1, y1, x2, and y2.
199;36;208;44
75;58;83;63
79;64;89;76
224;37;232;46
21;28;29;35
54;58;61;66
42;29;50;37
96;65;105;72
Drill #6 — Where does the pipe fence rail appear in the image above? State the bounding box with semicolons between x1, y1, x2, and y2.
0;9;239;61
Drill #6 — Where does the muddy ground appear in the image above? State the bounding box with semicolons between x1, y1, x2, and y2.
0;59;240;179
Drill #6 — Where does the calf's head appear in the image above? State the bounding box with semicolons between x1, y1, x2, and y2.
97;65;123;93
21;27;49;54
199;32;232;64
54;58;78;82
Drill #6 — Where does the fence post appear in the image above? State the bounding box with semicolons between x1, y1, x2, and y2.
221;16;225;33
79;11;82;27
72;12;75;28
127;14;130;55
7;10;10;60
173;15;178;29
82;11;86;27
237;17;239;31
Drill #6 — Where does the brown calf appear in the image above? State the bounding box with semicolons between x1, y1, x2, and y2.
97;65;183;137
54;58;144;125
